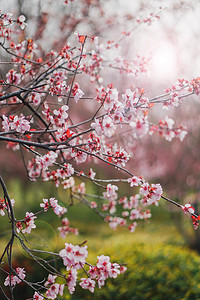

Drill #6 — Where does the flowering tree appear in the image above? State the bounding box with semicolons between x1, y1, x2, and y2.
0;1;200;299
132;103;200;252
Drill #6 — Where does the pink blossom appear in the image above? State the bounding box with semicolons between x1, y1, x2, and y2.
88;266;99;279
6;69;21;85
148;183;163;205
47;71;68;96
88;168;96;179
164;116;174;129
0;198;6;216
62;177;75;189
77;182;86;194
55;126;75;142
102;115;116;137
2;12;13;26
67;269;78;294
175;126;187;141
127;176;141;187
40;198;50;212
9;115;30;134
6;142;20;151
58;284;65;296
140;183;162;206
72;83;84;103
16;267;26;280
97;255;111;269
29;92;43;106
140;209;152;219
129;209;140;220
120;265;127;273
164;130;175;142
91;201;97;208
130;115;149;138
97;276;106;289
74;151;87;164
59;243;75;270
64;163;75;176
58;217;79;238
61;217;70;226
59;243;88;270
73;244;88;264
44;274;57;287
49;197;67;215
80;278;95;293
2;115;10;132
46;283;64;299
35;151;58;171
108;145;130;167
22;212;37;234
149;116;185;142
103;184;118;201
191;215;200;230
4;267;26;287
105;216;126;230
103;88;119;111
91;119;103;136
46;283;59;299
108;200;117;214
33;292;44;300
17;15;26;29
58;206;68;216
109;263;120;278
42;102;51;120
74;88;84;103
119;196;128;205
53;105;69;125
139;182;150;196
4;275;15;287
129;195;140;209
122;89;137;111
122;211;129;217
128;222;137;232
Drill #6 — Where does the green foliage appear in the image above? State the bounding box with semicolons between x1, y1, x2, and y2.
2;180;200;299
64;238;200;300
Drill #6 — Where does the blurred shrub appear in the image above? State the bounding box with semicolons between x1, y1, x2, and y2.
2;180;200;299
65;240;200;300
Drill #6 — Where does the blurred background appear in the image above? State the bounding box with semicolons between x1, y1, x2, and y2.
1;0;200;299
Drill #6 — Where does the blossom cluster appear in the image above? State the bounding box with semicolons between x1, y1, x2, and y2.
0;198;15;216
10;197;67;235
59;243;126;295
30;250;126;298
44;274;65;299
40;197;67;216
16;212;37;234
161;78;200;110
1;7;200;299
0;12;26;39
2;114;30;134
58;217;79;238
4;267;26;287
149;116;187;142
101;180;162;231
